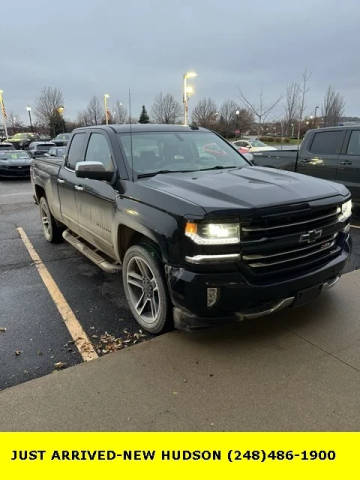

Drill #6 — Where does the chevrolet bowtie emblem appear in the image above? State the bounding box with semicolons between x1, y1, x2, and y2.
299;229;322;244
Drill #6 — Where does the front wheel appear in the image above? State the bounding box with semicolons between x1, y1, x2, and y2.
122;244;171;334
39;196;63;243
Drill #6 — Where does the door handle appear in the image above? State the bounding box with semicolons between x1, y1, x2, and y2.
74;185;84;191
57;178;65;184
339;160;352;166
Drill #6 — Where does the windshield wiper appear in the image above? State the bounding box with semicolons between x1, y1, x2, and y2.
197;165;239;171
137;166;241;178
137;169;193;178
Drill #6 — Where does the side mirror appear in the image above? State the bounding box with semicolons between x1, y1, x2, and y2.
75;161;114;181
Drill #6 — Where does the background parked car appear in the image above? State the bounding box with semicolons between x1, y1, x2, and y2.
232;138;276;152
45;146;66;158
0;150;32;177
51;133;72;146
7;132;39;149
0;142;15;150
28;141;55;158
231;143;250;154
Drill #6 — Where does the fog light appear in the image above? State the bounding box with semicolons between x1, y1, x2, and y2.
207;287;220;308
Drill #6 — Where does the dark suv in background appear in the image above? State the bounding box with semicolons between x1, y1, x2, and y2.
253;125;360;204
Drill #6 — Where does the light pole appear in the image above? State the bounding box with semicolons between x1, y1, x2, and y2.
314;105;319;128
57;105;65;133
104;94;110;125
183;71;197;125
0;90;8;139
235;110;240;137
26;106;33;132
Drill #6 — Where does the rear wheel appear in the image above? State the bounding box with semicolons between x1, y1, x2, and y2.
122;244;171;334
39;196;63;243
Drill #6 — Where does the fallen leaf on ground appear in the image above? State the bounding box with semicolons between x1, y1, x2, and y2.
15;350;22;356
95;329;148;354
0;327;6;333
54;361;67;369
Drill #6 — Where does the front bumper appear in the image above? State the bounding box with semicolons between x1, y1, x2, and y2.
167;236;351;331
0;166;31;177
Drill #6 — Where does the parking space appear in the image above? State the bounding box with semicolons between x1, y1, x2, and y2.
1;178;360;391
0;179;151;390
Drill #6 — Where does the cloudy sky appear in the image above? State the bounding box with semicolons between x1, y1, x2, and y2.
1;0;359;123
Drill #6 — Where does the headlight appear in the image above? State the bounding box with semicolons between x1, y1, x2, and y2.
185;221;240;245
339;200;352;222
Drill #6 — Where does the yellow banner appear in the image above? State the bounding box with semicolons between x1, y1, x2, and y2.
0;433;358;478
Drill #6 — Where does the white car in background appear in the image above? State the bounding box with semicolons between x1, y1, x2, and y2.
232;138;277;152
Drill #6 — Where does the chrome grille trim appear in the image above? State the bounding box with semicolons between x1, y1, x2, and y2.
242;234;338;261
242;207;340;232
248;244;339;268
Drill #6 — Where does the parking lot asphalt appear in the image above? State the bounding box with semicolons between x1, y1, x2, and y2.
0;178;151;391
1;268;360;431
1;178;360;392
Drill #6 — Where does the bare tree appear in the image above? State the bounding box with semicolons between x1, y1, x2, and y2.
7;112;24;134
151;93;182;124
297;68;311;139
76;110;91;127
113;101;128;124
219;100;239;125
322;86;345;127
34;87;64;126
215;100;253;137
86;96;102;125
239;89;282;134
284;82;300;136
191;97;217;128
234;108;254;136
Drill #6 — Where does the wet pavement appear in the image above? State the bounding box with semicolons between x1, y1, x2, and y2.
0;177;359;391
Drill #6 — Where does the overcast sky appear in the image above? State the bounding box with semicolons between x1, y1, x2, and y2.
1;0;359;123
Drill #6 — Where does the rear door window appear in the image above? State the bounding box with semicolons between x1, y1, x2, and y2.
67;133;86;169
346;130;360;155
309;131;344;154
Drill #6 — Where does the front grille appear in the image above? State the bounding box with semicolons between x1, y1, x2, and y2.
241;203;345;279
243;233;339;269
242;205;340;240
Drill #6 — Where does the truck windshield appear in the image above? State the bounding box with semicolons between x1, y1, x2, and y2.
118;131;249;176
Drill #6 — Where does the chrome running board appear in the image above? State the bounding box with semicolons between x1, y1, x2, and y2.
62;229;121;274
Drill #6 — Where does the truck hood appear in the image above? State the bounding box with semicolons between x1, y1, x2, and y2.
143;166;349;213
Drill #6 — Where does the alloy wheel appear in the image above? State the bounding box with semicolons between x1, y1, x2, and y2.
126;256;160;324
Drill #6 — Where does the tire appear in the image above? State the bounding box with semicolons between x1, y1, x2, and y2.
39;196;63;243
122;244;172;334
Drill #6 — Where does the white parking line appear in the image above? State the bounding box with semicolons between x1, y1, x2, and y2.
350;224;360;229
17;227;98;362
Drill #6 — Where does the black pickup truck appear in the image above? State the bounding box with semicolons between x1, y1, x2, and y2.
31;124;352;333
252;125;360;204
